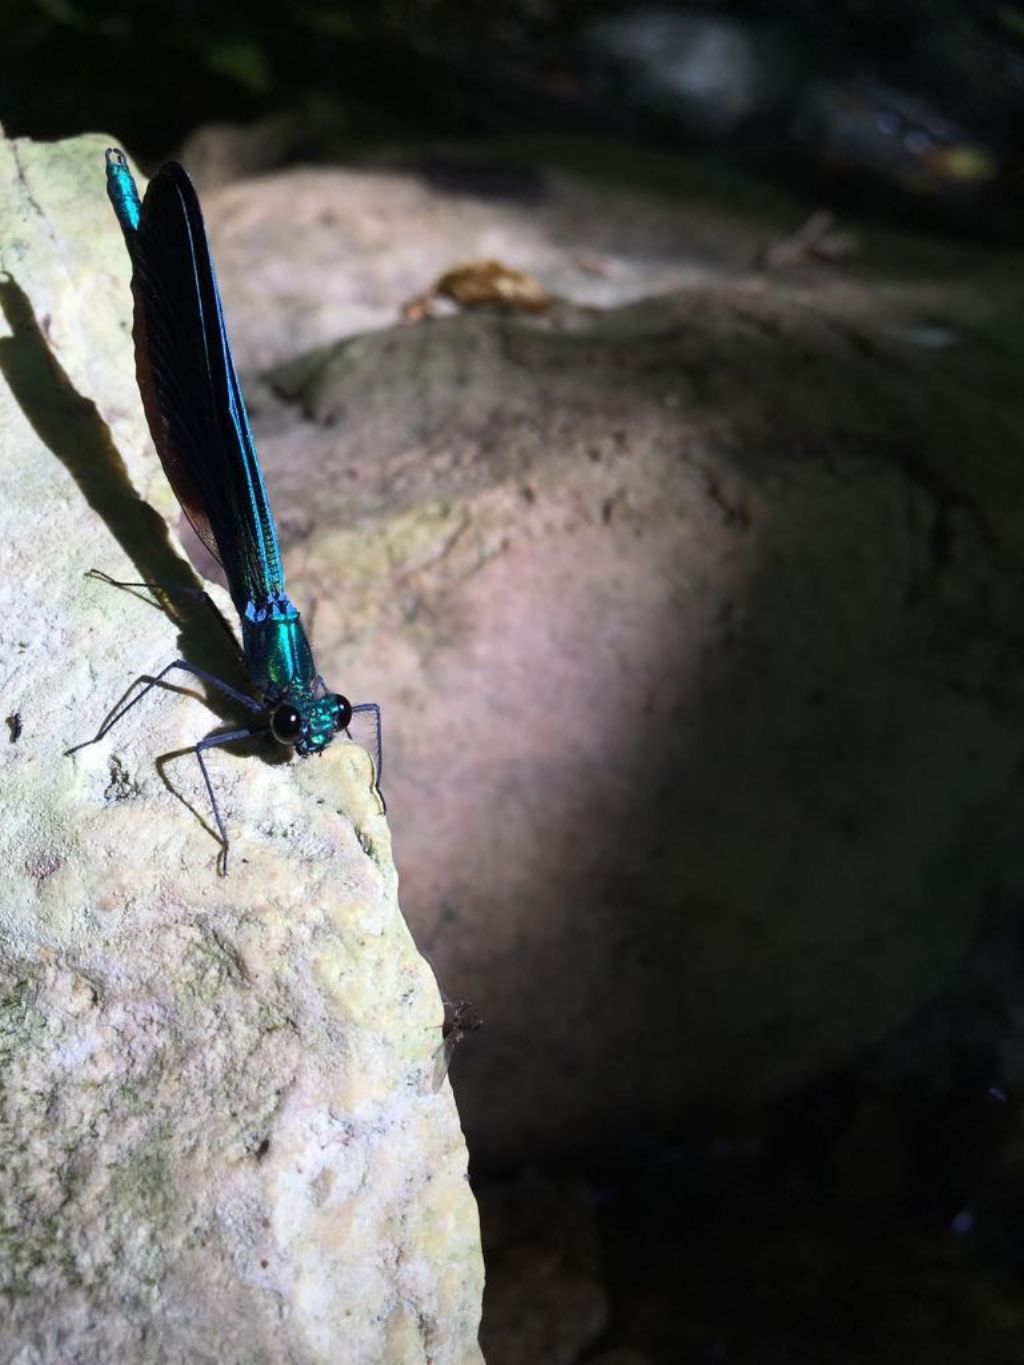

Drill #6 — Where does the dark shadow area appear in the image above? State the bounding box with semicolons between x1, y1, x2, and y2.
478;914;1024;1364
0;276;237;678
6;3;1023;240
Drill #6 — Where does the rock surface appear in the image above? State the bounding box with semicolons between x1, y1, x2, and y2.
0;134;483;1363
184;145;1024;1167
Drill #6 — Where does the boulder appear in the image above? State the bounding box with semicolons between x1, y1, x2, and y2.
0;133;483;1364
191;150;1024;1165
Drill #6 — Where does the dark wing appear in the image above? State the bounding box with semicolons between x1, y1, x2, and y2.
112;156;286;610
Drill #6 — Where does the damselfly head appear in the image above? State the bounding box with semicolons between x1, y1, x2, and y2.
283;692;353;755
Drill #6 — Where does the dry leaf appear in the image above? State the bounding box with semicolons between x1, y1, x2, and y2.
402;257;553;323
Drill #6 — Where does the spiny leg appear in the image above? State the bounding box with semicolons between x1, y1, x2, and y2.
350;701;384;789
195;726;263;875
66;659;262;757
352;704;385;780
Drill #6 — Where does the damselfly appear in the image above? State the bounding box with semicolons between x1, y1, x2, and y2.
69;151;381;871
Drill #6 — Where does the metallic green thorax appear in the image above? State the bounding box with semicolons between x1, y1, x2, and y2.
242;597;342;753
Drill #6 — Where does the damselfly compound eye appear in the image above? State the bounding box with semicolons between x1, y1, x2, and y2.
333;695;354;733
270;704;303;745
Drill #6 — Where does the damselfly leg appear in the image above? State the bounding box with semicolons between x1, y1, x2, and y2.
349;700;384;781
67;658;262;757
195;726;263;874
67;658;263;874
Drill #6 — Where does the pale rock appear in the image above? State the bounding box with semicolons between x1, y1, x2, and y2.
0;133;483;1363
